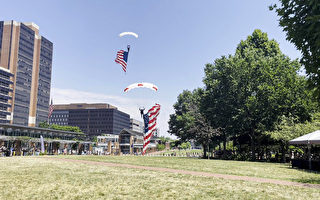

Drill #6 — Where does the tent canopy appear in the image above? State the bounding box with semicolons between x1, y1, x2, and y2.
289;130;320;145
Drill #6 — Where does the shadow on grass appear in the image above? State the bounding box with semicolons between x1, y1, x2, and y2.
294;178;320;184
285;167;320;184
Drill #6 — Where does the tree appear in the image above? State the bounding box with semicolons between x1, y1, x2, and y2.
38;122;83;133
202;55;241;151
270;1;320;98
38;121;50;128
169;88;221;158
156;144;165;151
188;112;220;158
158;136;171;144
203;29;316;160
180;142;191;150
168;90;196;141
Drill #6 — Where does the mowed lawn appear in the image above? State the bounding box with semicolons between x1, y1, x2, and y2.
64;155;320;184
0;157;318;200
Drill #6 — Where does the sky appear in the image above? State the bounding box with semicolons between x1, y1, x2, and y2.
1;0;301;138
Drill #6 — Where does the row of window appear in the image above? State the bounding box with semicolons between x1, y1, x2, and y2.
51;118;67;122
52;122;68;126
52;114;69;118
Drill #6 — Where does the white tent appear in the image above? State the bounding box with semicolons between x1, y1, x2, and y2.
289;130;320;145
289;130;320;170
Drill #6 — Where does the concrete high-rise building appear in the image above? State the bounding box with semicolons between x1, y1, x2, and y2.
50;103;130;137
0;20;53;127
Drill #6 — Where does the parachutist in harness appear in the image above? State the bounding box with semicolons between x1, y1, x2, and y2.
139;107;145;118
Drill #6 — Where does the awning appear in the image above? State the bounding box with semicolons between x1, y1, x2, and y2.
289;130;320;145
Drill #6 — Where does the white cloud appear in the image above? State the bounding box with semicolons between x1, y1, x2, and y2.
51;88;175;138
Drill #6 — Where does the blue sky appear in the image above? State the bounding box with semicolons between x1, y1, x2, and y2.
2;0;301;137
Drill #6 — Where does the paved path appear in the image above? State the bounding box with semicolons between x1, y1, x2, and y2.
46;157;320;189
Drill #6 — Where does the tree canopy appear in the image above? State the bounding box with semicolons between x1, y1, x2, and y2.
38;122;83;134
270;1;320;98
169;29;319;161
168;89;220;157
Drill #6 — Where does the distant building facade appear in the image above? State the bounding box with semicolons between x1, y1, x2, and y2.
119;129;144;154
96;134;119;155
0;68;13;123
0;20;53;127
50;110;68;126
119;129;157;154
153;128;160;137
130;118;144;133
49;103;130;137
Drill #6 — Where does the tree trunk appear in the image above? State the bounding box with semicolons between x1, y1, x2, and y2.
203;143;207;159
281;142;286;163
257;140;261;160
223;132;227;151
250;134;256;161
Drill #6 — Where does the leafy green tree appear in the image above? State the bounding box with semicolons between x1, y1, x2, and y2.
168;90;195;141
180;142;191;150
203;29;316;160
38;121;50;128
156;144;165;151
158;136;171;144
38;122;83;134
202;55;240;151
170;140;180;149
169;89;220;158
50;124;83;133
270;1;320;98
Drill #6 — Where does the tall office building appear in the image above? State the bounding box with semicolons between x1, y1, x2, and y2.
0;20;53;126
50;103;130;137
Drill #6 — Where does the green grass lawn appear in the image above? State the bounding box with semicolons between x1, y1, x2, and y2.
0;156;320;200
152;149;203;156
63;155;320;184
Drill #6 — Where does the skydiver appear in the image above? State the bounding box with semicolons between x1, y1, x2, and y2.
139;107;145;118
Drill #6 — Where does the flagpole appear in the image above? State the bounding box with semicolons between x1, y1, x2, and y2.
126;45;130;76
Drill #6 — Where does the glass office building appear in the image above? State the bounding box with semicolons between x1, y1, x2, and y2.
0;67;13;123
0;21;53;127
50;103;130;137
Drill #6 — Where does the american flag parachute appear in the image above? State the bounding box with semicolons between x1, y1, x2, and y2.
115;45;130;72
143;104;160;155
124;82;158;92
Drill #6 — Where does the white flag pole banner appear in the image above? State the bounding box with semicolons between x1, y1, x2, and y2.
40;135;45;153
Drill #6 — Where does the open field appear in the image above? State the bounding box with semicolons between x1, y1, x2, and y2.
62;155;320;184
0;157;320;200
151;149;203;156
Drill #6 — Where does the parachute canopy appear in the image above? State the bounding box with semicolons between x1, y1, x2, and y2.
124;82;158;92
119;32;139;38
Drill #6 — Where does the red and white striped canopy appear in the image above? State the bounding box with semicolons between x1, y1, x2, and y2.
124;82;158;92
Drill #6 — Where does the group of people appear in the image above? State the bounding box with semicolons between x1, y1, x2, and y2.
0;146;21;157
